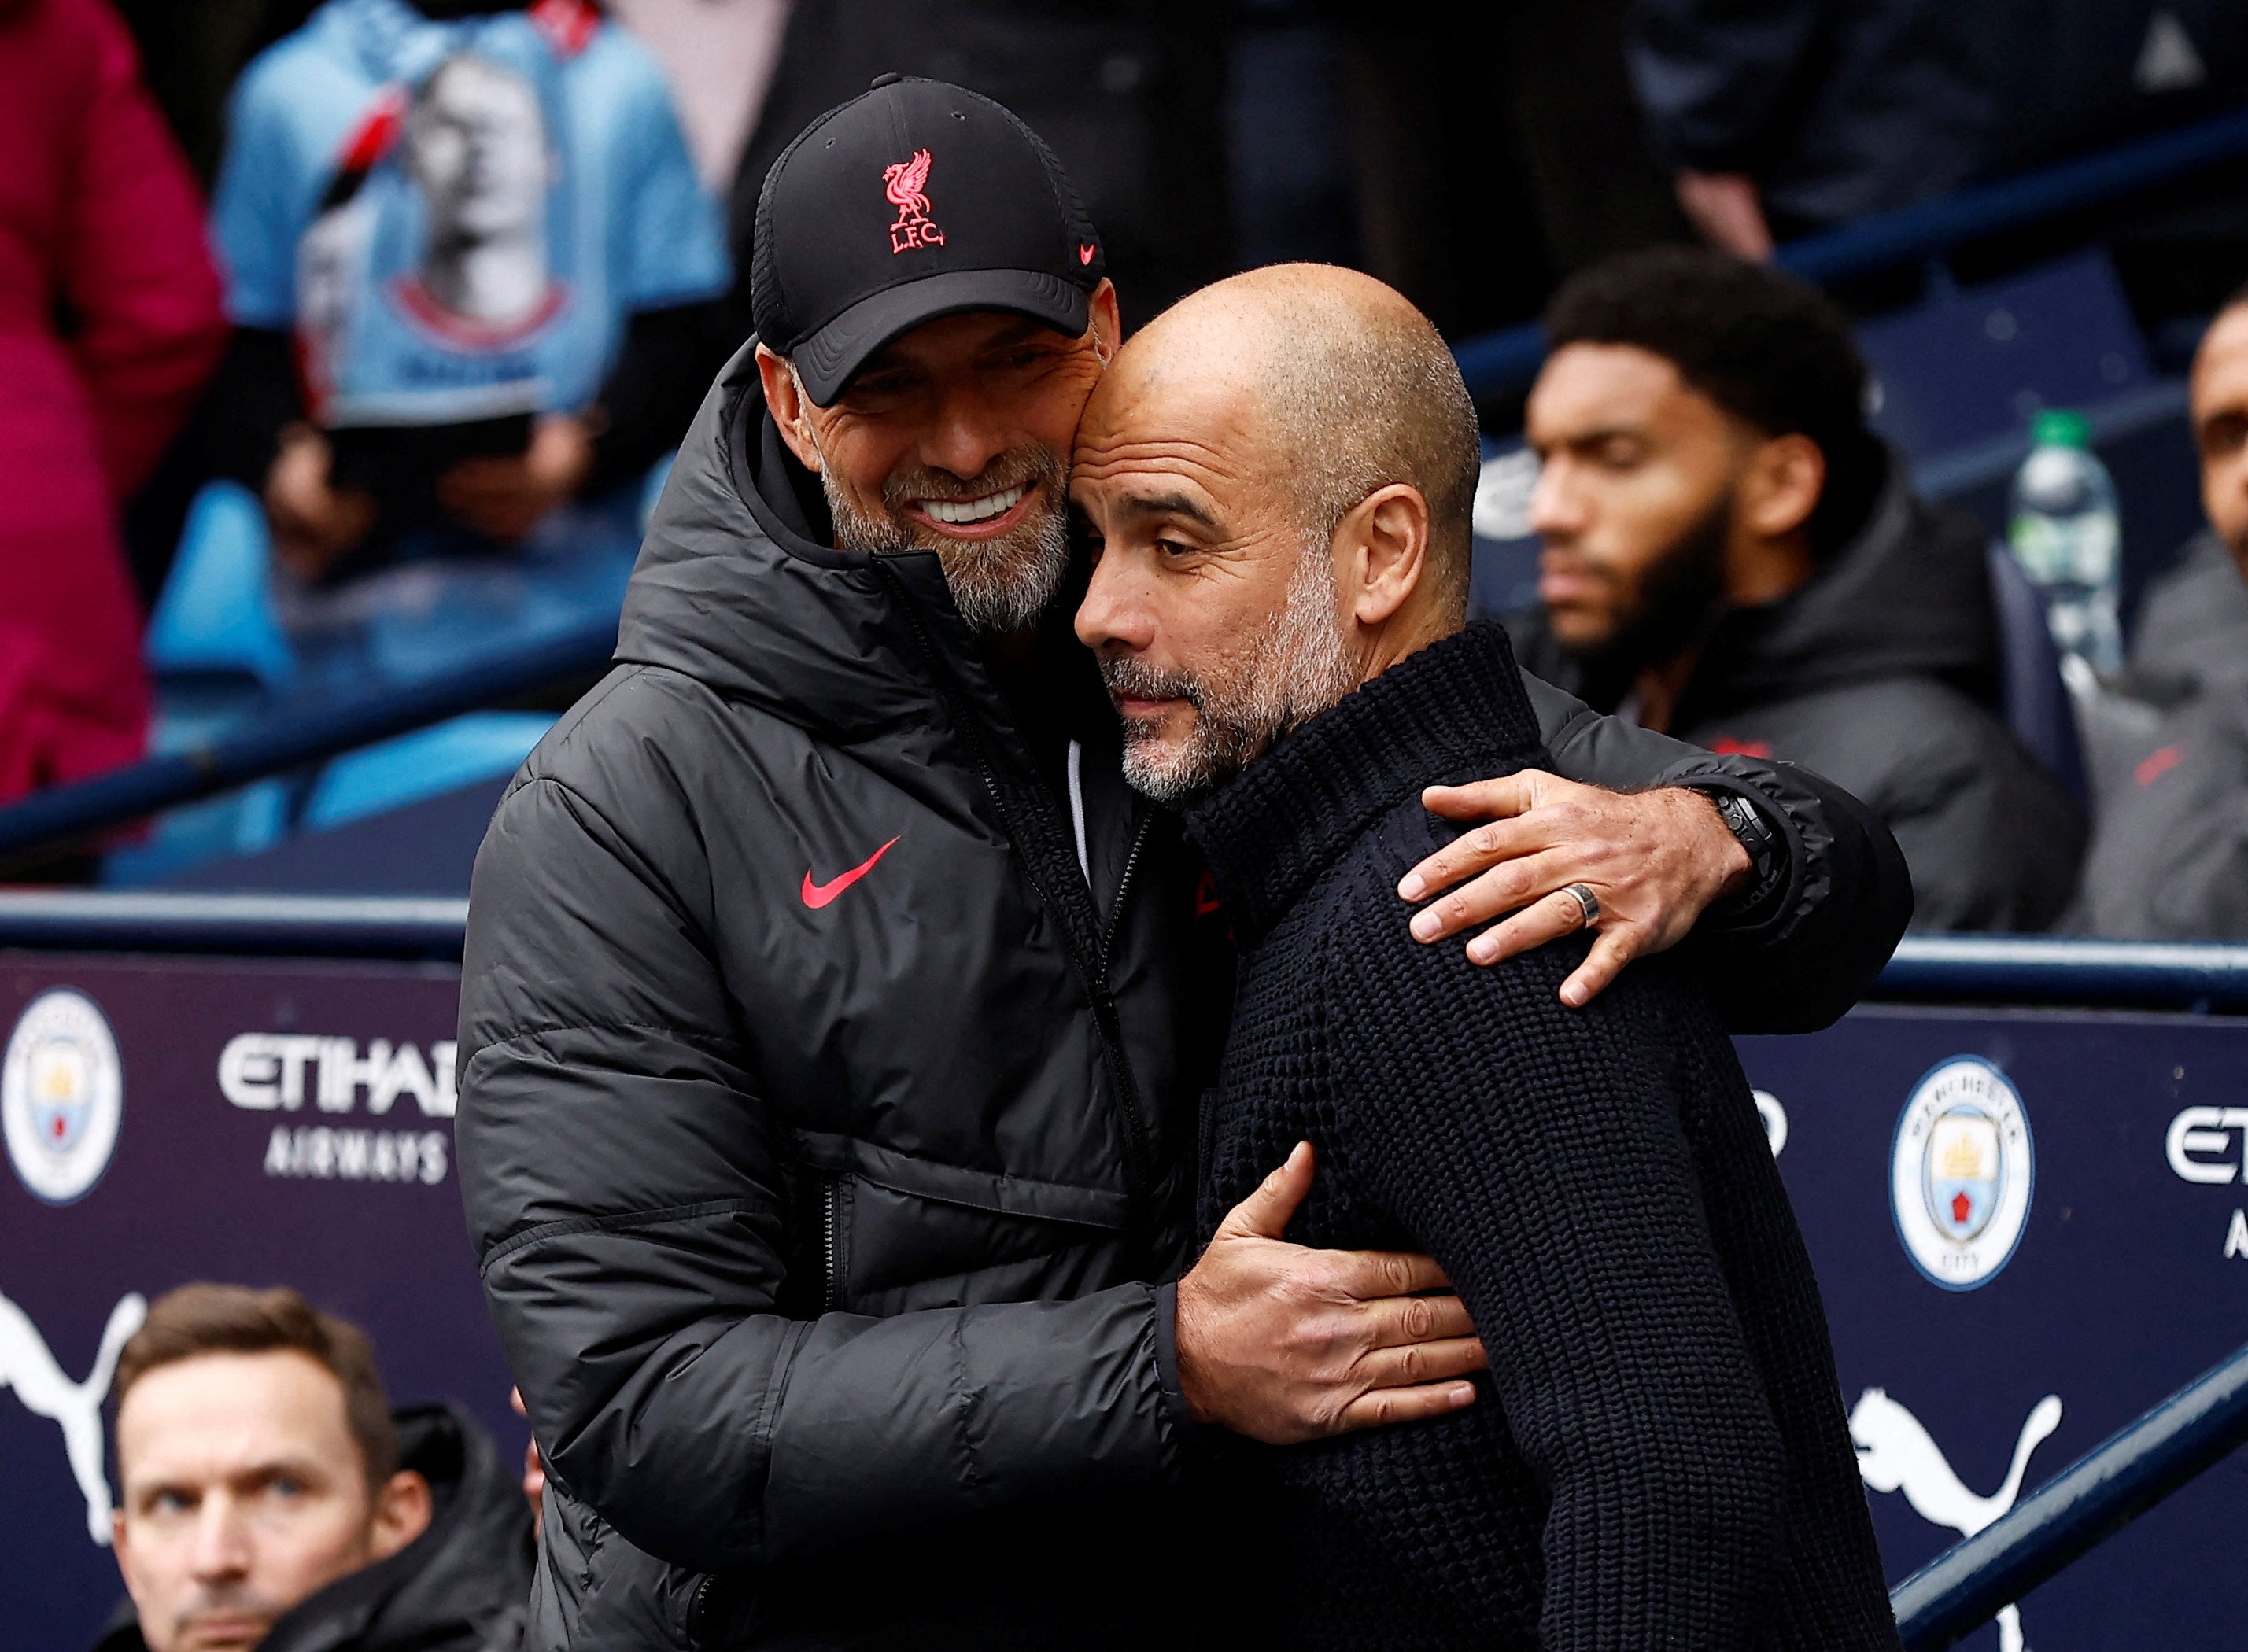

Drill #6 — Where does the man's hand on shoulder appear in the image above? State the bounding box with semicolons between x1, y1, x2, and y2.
1174;1141;1485;1445
1394;770;1752;1009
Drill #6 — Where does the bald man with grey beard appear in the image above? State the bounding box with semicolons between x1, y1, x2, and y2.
1073;264;1900;1650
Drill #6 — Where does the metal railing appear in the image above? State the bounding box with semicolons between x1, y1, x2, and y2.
2;894;2244;1003
0;617;617;876
1453;99;2248;402
0;891;471;960
1892;1340;2248;1650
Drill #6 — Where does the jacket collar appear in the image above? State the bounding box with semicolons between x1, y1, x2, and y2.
1185;623;1547;950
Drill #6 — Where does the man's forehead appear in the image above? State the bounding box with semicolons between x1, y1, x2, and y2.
2193;308;2248;411
1529;342;1744;454
118;1351;355;1480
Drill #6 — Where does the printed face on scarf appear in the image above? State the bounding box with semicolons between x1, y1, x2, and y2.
408;53;548;245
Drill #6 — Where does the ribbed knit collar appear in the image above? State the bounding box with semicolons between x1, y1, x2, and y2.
1185;622;1548;949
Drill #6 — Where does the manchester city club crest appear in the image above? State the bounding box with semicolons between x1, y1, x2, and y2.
1891;1056;2033;1290
2;990;124;1206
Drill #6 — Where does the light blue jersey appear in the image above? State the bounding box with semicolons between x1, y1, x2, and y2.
212;0;728;429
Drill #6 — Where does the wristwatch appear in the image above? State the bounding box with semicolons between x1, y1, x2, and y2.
1708;788;1783;902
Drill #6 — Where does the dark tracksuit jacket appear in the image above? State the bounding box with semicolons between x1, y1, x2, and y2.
1188;624;1900;1650
453;341;1910;1650
1512;455;2084;932
2076;532;2248;938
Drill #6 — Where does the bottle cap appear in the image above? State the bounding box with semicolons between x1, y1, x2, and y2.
2031;408;2091;449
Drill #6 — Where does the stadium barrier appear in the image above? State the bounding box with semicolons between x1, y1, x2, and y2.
0;617;617;876
2;920;2245;1645
1891;1338;2248;1649
1453;100;2248;403
2;892;2242;1008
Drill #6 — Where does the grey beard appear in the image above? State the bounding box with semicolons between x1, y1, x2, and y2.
816;448;1072;636
1109;544;1360;805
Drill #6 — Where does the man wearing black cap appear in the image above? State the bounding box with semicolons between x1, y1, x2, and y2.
455;76;1907;1649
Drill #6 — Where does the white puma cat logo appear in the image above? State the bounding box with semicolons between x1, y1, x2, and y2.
1851;1386;2065;1652
0;1289;146;1543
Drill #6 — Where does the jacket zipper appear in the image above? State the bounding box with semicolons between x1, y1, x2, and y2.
821;1176;843;1311
688;1575;716;1644
1102;811;1154;968
874;564;1158;1241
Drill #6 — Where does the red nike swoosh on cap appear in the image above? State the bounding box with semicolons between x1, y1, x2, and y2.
801;836;902;909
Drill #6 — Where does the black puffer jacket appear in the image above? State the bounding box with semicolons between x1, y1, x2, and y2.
455;344;1910;1650
92;1405;530;1652
2076;533;2248;938
1513;457;2083;931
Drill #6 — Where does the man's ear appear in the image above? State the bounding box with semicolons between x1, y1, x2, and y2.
755;345;825;474
1742;432;1825;540
1088;281;1122;367
111;1505;138;1595
367;1469;434;1562
1335;483;1432;629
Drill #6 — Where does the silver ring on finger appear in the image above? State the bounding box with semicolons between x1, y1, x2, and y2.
1561;883;1600;929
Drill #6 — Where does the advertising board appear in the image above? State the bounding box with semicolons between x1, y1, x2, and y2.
5;958;2244;1648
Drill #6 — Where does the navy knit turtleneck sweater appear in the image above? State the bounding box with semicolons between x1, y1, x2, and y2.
1183;624;1899;1652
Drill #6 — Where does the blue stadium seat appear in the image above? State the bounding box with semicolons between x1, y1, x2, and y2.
300;712;556;833
1986;544;2091;811
144;481;295;692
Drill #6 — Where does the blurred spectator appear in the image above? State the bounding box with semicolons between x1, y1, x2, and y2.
204;0;731;590
604;0;788;189
108;0;323;185
2075;288;2248;937
1321;1;1685;338
727;2;1231;330
1629;0;2248;258
1508;247;2084;931
97;1283;529;1652
0;0;226;809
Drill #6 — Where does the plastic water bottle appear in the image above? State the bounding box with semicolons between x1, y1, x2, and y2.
2008;409;2123;684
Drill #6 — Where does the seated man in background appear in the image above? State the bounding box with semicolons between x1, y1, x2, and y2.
1508;245;2084;931
1072;263;1899;1649
2076;286;2248;938
98;1283;530;1652
202;0;730;604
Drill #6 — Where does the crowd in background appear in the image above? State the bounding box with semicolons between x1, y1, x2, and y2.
2;0;2246;937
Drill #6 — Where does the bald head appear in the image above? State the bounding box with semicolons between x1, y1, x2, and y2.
1114;264;1482;617
1072;265;1483;802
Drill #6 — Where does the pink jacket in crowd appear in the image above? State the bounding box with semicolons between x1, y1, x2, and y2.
0;0;225;808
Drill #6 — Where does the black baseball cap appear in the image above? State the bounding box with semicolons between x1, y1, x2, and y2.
751;74;1107;405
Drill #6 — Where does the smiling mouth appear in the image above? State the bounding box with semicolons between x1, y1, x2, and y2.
914;483;1028;526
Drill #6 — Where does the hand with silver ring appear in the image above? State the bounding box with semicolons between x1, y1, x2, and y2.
1393;770;1755;1009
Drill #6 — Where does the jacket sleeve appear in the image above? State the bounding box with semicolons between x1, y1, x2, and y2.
1523;672;1911;1031
1327;924;1787;1650
1625;0;1826;175
456;762;1181;1576
57;0;227;498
